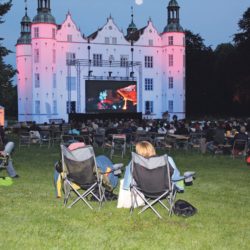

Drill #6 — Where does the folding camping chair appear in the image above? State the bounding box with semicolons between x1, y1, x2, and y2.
61;144;105;209
110;134;126;159
130;152;177;219
231;139;248;159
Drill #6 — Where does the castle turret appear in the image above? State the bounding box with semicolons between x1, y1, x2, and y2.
161;0;186;119
31;0;57;123
16;2;33;121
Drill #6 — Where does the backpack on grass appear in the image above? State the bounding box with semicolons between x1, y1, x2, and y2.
0;176;13;186
173;199;197;217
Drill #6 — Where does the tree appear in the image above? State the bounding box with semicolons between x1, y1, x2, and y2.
234;7;250;46
0;0;17;117
232;7;250;115
213;43;237;115
185;30;215;117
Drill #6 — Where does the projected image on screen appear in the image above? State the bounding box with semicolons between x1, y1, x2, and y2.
86;80;137;113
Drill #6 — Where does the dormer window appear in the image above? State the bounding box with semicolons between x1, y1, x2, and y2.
67;35;72;42
105;37;110;44
112;37;117;45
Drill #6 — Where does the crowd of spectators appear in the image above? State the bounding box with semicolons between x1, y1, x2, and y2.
8;116;250;155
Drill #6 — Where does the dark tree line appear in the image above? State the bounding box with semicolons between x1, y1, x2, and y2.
0;0;17;117
186;7;250;118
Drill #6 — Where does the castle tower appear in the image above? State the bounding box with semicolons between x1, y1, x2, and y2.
16;1;32;121
161;0;185;119
31;0;57;123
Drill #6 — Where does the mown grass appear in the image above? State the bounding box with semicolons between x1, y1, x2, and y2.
0;144;250;250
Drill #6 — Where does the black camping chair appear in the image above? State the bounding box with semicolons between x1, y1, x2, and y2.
130;152;176;219
61;145;105;209
232;139;248;159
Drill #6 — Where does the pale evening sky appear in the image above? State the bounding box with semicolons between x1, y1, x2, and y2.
1;0;250;74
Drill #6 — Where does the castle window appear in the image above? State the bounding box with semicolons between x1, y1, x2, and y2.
145;78;153;91
145;56;153;68
53;100;57;114
112;37;117;45
52;28;56;39
168;100;174;112
168;36;174;45
105;37;110;44
148;39;153;46
34;49;40;63
34;27;39;38
35;101;40;114
35;73;40;88
145;101;153;114
93;54;102;67
66;52;76;64
67;35;72;42
169;54;173;67
120;55;128;67
52;49;56;64
53;73;56;88
168;77;173;89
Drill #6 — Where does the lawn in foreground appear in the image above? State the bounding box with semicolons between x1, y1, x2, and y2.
0;145;250;250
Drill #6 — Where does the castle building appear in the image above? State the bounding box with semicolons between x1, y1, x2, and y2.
16;0;185;123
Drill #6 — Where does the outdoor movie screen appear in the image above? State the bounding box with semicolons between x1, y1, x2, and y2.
85;80;137;113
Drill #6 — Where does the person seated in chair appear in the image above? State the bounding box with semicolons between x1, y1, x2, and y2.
117;141;192;208
0;141;19;178
122;141;186;193
54;142;121;200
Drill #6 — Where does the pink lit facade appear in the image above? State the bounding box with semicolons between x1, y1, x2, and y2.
16;0;185;123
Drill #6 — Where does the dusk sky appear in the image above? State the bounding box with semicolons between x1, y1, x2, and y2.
1;0;250;77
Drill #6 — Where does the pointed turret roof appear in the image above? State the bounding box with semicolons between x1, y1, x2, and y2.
163;0;183;32
126;7;138;37
33;0;56;24
17;3;31;45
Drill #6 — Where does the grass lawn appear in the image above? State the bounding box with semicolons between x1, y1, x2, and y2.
1;144;250;250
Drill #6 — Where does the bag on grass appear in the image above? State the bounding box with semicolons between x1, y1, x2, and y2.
173;199;197;217
0;176;13;186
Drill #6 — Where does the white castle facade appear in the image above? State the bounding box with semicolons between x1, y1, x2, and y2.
16;0;185;123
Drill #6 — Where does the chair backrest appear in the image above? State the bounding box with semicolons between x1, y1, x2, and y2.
131;152;172;196
61;145;98;186
112;134;126;146
232;139;248;155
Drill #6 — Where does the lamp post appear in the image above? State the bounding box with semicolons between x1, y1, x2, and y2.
131;41;134;78
88;45;91;78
